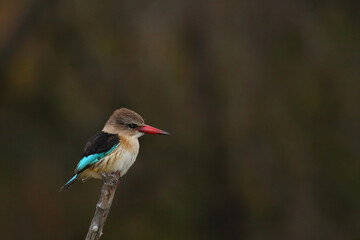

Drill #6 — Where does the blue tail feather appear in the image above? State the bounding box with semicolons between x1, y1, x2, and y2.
60;174;78;192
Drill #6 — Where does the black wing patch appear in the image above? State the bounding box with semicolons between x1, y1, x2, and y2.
83;131;120;157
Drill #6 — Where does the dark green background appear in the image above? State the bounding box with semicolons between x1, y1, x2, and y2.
0;0;359;239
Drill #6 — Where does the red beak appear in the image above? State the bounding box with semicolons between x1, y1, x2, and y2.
137;124;169;135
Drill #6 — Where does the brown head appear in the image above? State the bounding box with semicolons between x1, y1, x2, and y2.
103;108;169;137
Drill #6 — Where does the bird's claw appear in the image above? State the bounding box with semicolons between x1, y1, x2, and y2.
100;172;120;185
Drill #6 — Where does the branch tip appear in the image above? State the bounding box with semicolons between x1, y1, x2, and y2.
85;172;119;240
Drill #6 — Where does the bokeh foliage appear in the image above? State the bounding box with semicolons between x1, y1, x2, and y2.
0;0;359;239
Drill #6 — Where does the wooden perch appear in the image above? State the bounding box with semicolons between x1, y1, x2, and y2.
85;172;120;240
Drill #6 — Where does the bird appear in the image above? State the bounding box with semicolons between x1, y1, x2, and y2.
60;107;169;191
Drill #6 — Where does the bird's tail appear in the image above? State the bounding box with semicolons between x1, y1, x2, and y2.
60;174;78;192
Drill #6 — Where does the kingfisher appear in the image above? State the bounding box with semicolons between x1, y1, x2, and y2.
60;108;169;191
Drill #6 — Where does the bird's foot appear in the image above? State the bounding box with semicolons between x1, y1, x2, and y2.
100;172;119;185
115;171;121;188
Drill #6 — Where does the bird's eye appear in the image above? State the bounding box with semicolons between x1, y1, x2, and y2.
128;124;137;129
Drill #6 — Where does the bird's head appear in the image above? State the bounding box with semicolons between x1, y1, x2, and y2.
103;108;169;138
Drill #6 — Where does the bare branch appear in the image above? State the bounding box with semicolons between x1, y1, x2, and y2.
85;172;120;240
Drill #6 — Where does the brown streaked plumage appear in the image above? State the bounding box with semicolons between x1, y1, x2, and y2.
103;108;145;136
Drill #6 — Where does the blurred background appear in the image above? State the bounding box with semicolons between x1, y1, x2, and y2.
0;0;359;239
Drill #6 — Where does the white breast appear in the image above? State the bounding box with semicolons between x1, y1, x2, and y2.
108;136;140;176
81;135;140;180
112;148;138;176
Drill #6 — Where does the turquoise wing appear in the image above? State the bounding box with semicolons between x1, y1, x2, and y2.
61;131;120;191
76;144;118;173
